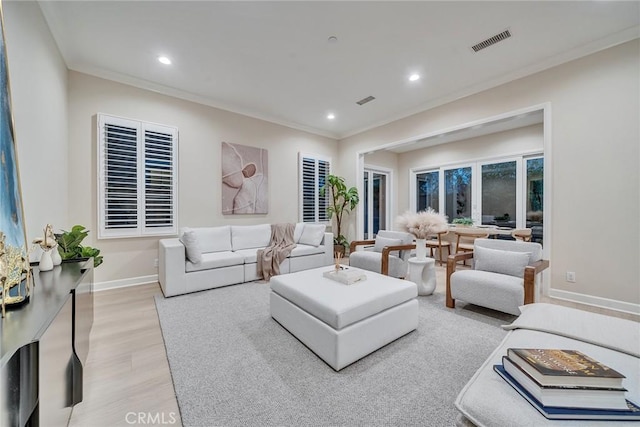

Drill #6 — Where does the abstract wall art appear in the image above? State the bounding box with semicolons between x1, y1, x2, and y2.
1;3;31;315
221;142;268;214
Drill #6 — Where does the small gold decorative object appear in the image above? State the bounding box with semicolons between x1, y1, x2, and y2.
334;251;343;272
33;224;57;251
1;232;32;318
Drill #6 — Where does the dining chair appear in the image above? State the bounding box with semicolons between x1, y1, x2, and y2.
454;229;490;265
511;228;532;242
426;230;452;266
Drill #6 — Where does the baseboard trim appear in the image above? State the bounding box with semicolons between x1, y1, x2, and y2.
548;288;640;316
94;274;158;292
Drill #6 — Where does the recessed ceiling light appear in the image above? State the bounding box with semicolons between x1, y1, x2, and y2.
409;73;420;82
327;113;335;120
158;56;172;65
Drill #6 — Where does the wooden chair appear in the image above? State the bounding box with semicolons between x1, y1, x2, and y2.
425;230;451;266
454;229;489;265
511;228;532;242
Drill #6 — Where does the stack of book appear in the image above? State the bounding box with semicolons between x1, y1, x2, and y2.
494;348;640;420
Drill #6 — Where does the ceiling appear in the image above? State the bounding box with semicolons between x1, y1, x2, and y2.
39;1;639;139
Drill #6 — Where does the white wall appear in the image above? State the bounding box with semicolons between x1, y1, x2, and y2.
3;1;68;253
339;40;640;308
68;71;337;284
398;124;543;173
397;124;544;211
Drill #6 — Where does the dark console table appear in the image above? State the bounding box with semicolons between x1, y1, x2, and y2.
0;260;94;427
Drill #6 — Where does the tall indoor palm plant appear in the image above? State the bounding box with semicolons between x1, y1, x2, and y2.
320;174;359;255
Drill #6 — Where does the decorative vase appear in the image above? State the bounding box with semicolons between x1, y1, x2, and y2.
39;249;54;272
51;247;62;266
415;238;427;261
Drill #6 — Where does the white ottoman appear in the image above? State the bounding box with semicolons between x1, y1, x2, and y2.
270;266;418;371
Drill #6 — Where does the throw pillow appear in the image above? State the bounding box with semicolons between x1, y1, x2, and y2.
180;228;202;264
298;224;326;247
373;236;402;254
474;246;530;278
293;223;305;243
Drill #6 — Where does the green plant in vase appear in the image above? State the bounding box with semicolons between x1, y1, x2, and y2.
55;225;103;268
320;174;359;256
452;217;474;227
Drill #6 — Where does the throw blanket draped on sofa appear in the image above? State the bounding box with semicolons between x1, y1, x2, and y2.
258;223;296;280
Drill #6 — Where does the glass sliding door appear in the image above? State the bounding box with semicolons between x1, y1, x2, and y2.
526;157;544;243
363;169;389;239
363;171;369;239
413;154;543;243
444;166;472;221
481;161;517;228
416;171;439;212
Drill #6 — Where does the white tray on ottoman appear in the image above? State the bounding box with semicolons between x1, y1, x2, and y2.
269;266;418;371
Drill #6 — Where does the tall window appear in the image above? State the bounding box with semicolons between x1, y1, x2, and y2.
416;171;439;212
363;168;390;239
481;161;517;227
526;157;544;243
413;154;543;243
97;114;178;239
444;166;472;220
298;153;330;223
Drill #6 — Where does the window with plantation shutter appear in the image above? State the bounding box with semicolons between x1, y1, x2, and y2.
98;114;178;238
298;153;330;223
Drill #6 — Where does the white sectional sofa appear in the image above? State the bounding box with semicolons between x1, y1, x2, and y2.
159;223;333;297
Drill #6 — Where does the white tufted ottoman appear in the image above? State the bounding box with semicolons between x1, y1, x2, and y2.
270;266;418;371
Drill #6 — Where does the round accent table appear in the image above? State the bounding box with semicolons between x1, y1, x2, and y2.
408;257;436;296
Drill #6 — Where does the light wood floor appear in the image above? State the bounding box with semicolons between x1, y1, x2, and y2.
69;267;638;427
68;284;181;427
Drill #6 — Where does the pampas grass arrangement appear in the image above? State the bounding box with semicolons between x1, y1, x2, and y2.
396;209;449;239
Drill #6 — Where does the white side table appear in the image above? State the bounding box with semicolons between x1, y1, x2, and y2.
408;257;436;296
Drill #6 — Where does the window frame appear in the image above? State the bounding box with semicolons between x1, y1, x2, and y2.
411;151;542;228
298;152;331;223
97;113;179;239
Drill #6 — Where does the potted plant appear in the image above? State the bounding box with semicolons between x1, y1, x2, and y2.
452;217;474;227
320;174;359;257
55;225;103;268
396;209;448;260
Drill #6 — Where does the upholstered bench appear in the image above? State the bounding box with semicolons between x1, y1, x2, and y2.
269;266;418;371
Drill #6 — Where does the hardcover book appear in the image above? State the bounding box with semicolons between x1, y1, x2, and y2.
507;348;625;388
494;364;640;421
502;356;629;410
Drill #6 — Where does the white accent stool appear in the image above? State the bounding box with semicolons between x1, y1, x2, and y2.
270;266;418;371
408;257;436;296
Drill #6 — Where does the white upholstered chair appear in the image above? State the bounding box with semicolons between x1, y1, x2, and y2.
446;238;549;315
349;230;415;278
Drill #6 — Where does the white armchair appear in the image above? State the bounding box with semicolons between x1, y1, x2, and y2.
348;230;415;278
446;238;549;315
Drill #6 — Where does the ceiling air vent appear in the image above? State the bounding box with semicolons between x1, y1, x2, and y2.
356;96;376;106
471;29;511;52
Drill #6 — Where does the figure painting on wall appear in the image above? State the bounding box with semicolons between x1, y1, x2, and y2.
1;3;32;316
221;142;268;214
